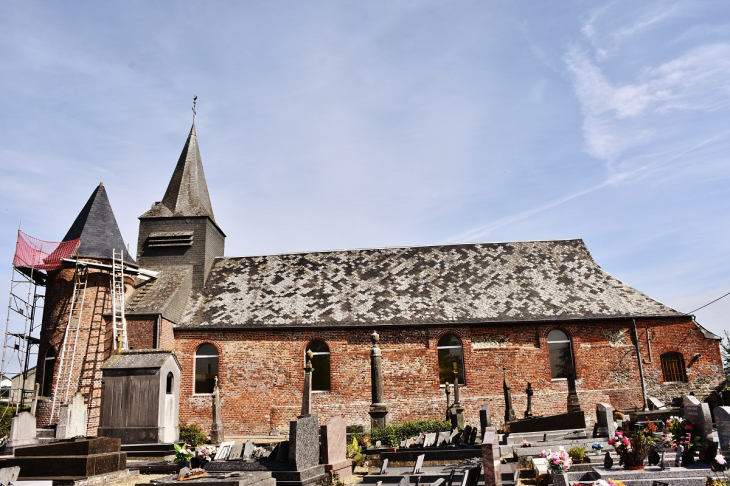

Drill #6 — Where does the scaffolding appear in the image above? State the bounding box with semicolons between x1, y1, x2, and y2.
1;230;80;409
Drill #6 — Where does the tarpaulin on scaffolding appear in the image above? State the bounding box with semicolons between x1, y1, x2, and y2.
12;231;80;271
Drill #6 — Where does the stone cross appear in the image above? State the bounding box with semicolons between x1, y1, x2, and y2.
503;369;516;423
525;382;534;418
368;331;388;429
301;349;314;417
566;361;581;413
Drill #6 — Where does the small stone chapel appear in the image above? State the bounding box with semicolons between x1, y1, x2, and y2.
34;121;726;437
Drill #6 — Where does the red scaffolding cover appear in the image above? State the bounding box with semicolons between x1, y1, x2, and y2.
12;231;80;271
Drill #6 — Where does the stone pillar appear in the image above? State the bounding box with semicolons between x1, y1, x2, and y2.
503;370;516;424
566;362;581;413
481;427;501;486
525;382;534;418
450;363;464;429
301;350;314;417
210;377;224;443
368;331;388;430
445;382;452;421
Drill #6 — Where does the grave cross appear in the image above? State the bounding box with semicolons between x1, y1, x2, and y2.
525;382;534;418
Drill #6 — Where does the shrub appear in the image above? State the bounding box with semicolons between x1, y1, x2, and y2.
568;446;586;460
346;437;366;466
179;422;207;447
370;418;452;447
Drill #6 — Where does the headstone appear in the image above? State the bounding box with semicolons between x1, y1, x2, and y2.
463;425;473;445
424;433;436;447
683;395;713;459
480;428;500;486
56;392;88;439
9;411;38;448
503;372;516;423
468;427;477;445
647;397;667;410
479;405;491;441
215;441;235;461
399;474;410;486
380;458;389;475
320;416;352;481
413;454;425;474
452;430;463;446
228;443;244;461
437;431;451;446
211;379;225;443
414;435;424;447
243;440;256;459
465;464;481;486
594;403;615;438
375;440;382;448
604;451;613;469
289;414;320;470
714;406;730;451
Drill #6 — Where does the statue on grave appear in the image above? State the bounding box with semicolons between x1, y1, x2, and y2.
368;331;389;429
503;369;516;423
525;382;534;418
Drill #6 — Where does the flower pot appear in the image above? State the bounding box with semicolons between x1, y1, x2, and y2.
191;457;201;469
552;473;568;486
624;465;645;470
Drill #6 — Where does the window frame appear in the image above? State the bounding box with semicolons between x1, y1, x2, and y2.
547;329;573;381
194;343;219;395
660;352;687;383
305;340;331;393
437;333;466;387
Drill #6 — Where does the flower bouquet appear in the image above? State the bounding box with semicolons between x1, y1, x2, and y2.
522;441;532;447
707;453;729;486
608;430;654;468
196;445;217;465
595;480;626;486
174;443;195;467
540;447;573;474
592;443;604;456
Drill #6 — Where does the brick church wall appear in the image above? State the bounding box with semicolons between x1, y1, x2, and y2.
174;316;723;436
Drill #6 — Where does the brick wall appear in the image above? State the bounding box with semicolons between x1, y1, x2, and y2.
173;317;724;436
35;259;134;435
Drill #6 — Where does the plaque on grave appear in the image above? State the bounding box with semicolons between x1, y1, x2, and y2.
683;395;713;460
594;402;615;438
413;454;425;474
437;430;451;446
243;440;256;459
647;397;667;410
215;441;235;461
380;458;389;475
228;443;244;461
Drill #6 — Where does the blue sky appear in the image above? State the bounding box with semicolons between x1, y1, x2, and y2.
1;0;728;355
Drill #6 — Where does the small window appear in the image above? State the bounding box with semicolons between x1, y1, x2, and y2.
306;340;331;391
437;334;465;385
195;343;219;394
166;372;174;394
661;352;687;382
42;347;56;397
547;330;573;379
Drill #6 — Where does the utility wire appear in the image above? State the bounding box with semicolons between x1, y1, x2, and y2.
689;291;730;314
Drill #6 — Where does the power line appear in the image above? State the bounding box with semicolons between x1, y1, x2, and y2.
689;291;730;314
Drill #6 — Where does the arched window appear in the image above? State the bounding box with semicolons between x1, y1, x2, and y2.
195;343;219;394
437;334;465;385
661;352;687;382
166;372;174;394
42;347;56;397
306;340;331;391
547;330;573;379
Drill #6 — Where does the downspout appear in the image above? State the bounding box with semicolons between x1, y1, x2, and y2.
154;314;161;349
632;319;648;411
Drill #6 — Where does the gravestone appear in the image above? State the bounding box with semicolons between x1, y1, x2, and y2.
479;405;491;441
714;406;730;451
289;414;320;470
449;428;460;445
380;458;389;475
463;425;473;445
9;411;38;449
375;440;382;448
437;430;451;446
243;440;256;459
647;397;667;410
57;392;88;439
0;467;20;486
424;433;436;447
215;441;235;460
683;395;713;459
399;474;410;486
228;443;244;461
275;441;289;462
414;435;424;447
604;451;613;469
503;372;516;423
480;427;500;486
468;427;478;445
320;416;352;481
594;403;615;438
413;454;425;474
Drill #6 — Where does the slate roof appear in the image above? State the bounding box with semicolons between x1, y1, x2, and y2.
126;265;193;324
103;350;181;370
180;239;683;329
139;124;216;221
62;183;136;264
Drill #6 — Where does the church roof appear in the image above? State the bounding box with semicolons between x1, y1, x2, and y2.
62;183;136;264
180;239;683;329
139;124;216;221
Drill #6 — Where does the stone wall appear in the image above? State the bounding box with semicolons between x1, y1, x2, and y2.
173;317;723;436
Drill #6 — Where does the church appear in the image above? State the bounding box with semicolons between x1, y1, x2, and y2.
34;122;726;437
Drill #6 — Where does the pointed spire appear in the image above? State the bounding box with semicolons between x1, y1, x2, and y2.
140;124;215;221
63;183;136;264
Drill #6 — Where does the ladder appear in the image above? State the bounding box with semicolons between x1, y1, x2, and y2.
111;249;127;351
50;263;88;422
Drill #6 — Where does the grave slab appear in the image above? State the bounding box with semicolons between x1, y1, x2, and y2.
320;416;352;481
715;406;730;451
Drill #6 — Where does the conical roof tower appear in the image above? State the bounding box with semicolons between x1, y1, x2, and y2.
63;183;136;264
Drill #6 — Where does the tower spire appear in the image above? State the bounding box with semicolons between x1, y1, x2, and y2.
192;95;197;123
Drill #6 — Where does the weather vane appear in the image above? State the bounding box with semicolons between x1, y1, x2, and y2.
192;95;197;122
